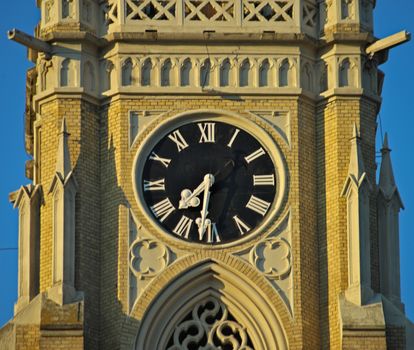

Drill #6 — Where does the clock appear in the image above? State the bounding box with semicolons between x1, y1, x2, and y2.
133;112;286;248
134;115;286;246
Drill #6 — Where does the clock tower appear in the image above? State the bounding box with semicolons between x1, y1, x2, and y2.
2;0;413;349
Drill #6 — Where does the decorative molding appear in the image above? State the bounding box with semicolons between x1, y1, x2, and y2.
131;259;290;350
104;0;302;34
129;238;170;280
233;209;293;314
34;52;378;98
129;110;168;148
250;237;291;280
127;209;173;312
248;110;291;146
167;296;253;350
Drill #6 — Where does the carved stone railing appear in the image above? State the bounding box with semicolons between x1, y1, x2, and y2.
103;0;314;34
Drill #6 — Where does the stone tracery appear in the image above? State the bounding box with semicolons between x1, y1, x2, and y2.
167;297;254;350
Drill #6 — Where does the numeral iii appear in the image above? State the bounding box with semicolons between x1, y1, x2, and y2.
253;174;275;186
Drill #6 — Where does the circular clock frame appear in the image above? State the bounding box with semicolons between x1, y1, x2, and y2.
132;110;288;249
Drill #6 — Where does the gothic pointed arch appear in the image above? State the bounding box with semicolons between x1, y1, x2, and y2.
126;258;291;350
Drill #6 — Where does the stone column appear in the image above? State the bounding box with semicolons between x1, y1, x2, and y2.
341;124;374;306
11;184;42;314
48;118;80;305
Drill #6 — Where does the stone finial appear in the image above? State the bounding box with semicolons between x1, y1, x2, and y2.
56;118;72;179
378;133;404;310
347;124;366;182
378;133;404;206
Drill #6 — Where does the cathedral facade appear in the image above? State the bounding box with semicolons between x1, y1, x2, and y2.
0;0;413;349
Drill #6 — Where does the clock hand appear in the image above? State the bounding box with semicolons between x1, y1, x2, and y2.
213;159;235;183
178;173;214;209
196;174;214;238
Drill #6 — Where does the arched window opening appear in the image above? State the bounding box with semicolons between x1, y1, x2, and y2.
239;59;250;87
259;60;270;87
60;58;71;87
200;59;211;87
220;59;231;87
339;58;351;87
180;59;192;86
141;59;152;86
122;58;133;86
279;59;290;87
161;59;172;86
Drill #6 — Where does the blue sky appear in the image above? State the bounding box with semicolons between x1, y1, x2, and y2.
0;1;413;328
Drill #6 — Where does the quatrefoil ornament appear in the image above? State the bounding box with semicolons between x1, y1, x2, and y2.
129;238;170;280
250;237;291;280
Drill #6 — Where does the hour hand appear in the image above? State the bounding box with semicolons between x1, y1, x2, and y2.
178;177;207;209
179;188;201;209
178;174;214;209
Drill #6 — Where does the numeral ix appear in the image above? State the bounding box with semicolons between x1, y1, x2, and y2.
144;178;165;191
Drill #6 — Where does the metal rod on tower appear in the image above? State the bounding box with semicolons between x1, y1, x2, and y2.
7;28;52;55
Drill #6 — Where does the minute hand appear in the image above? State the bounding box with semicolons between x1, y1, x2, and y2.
197;174;214;238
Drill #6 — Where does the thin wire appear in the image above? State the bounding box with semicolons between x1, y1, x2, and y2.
202;32;212;88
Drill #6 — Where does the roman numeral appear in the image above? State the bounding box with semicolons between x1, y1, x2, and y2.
233;215;251;235
199;222;221;243
246;195;271;216
245;147;266;164
198;122;216;143
168;130;189;152
173;215;193;239
149;152;171;168
227;128;240;148
253;174;275;186
144;178;165;191
151;198;175;222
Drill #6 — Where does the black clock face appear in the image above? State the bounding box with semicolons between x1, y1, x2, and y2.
139;120;277;245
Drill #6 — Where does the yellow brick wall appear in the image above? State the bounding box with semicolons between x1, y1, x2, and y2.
96;96;320;349
15;326;39;350
342;334;387;350
316;96;379;349
31;93;388;350
37;97;100;350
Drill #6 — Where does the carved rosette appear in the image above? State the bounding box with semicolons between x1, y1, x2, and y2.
129;238;170;280
250;237;291;280
167;297;253;350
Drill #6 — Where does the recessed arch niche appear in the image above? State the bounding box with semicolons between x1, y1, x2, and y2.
132;259;289;350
